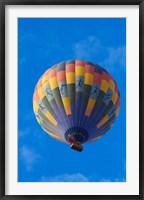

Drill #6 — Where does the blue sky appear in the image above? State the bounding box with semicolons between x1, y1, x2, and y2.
18;18;126;182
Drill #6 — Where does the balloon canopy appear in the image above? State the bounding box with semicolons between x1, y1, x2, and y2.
33;60;120;152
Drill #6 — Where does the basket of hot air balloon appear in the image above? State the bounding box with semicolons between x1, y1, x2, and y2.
33;60;120;152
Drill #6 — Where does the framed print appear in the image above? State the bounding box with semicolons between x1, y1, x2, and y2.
0;0;143;199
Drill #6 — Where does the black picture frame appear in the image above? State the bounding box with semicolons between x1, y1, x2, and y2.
0;0;143;199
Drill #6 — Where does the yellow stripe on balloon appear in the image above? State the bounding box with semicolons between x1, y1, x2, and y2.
111;91;118;104
84;73;94;86
100;79;109;93
42;75;48;84
48;131;63;142
37;87;46;100
33;101;39;113
91;135;102;142
36;116;41;124
109;79;115;92
48;131;61;140
49;77;58;90
97;115;109;129
76;66;85;76
66;72;75;84
43;80;49;88
85;98;95;116
62;97;71;115
115;106;120;116
42;75;49;88
45;112;57;126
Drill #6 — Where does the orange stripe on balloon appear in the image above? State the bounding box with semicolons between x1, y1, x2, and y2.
66;64;75;72
85;65;94;74
109;74;113;79
33;91;39;102
75;60;85;66
43;69;49;77
57;70;66;82
48;68;56;79
102;71;110;82
93;73;102;84
116;96;120;106
115;84;118;93
37;78;42;89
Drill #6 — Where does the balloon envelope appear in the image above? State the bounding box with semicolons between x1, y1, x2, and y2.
33;60;120;151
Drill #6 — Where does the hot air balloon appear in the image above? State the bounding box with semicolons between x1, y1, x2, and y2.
33;60;120;152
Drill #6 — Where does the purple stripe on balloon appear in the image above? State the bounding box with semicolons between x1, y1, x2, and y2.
50;102;69;131
82;103;105;132
86;125;110;143
75;95;82;127
58;107;72;131
78;106;87;129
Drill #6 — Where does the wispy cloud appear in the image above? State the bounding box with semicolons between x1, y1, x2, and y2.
73;36;102;60
100;46;126;71
100;178;112;182
19;146;40;171
40;173;89;182
24;112;35;121
73;36;126;72
19;128;30;138
99;177;126;182
40;173;126;182
18;112;35;138
115;178;126;182
19;33;36;42
18;112;36;138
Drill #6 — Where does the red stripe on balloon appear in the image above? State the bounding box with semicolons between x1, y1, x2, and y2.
43;69;49;77
33;91;39;102
93;73;102;84
57;70;66;82
85;65;94;74
102;71;110;82
37;78;42;89
115;84;118;93
115;96;120;106
66;64;75;72
48;68;56;79
75;60;85;66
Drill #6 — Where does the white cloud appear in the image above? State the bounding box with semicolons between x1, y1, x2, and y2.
115;178;126;182
40;174;126;182
100;178;112;182
100;46;126;71
18;113;36;138
99;177;126;182
40;173;89;182
73;36;101;60
73;36;126;72
24;112;35;121
19;146;40;171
